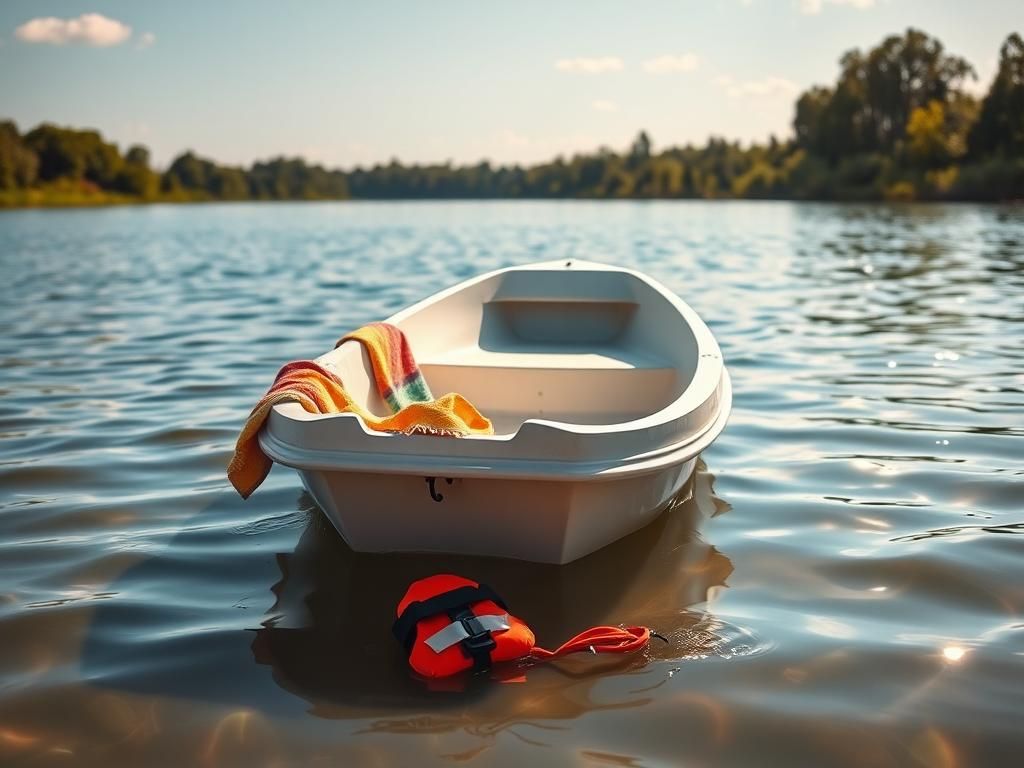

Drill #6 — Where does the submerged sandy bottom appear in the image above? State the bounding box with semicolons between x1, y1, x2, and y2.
1;201;1021;766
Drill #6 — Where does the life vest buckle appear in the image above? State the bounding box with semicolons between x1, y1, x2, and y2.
459;614;492;646
449;607;496;672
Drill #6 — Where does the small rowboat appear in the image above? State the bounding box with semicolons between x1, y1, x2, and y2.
259;260;731;564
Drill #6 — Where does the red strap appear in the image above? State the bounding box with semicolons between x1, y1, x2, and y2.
528;625;654;660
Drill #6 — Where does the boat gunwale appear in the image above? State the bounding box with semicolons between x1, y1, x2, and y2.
258;369;731;481
262;260;730;475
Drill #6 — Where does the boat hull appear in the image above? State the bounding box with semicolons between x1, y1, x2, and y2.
260;260;732;564
297;458;696;564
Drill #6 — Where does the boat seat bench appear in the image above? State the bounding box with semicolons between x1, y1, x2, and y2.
419;346;681;433
423;343;668;370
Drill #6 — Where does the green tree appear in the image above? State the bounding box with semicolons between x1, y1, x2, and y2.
859;29;975;151
125;145;151;168
628;131;652;167
163;151;213;193
732;162;780;198
794;29;975;161
969;32;1024;158
0;121;39;189
210;166;250;199
249;157;350;199
23;124;123;186
793;87;832;150
114;143;160;198
907;100;950;165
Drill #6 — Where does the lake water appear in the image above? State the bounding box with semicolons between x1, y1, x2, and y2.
1;201;1021;767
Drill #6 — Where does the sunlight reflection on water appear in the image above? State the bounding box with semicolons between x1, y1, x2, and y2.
0;201;1022;766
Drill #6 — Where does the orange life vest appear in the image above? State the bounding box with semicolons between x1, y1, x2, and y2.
393;574;659;679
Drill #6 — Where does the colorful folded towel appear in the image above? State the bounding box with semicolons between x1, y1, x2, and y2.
338;322;434;410
228;323;492;499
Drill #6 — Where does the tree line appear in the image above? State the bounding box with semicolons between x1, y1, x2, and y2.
1;28;1021;207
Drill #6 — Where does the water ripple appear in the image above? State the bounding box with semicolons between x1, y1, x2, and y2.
0;202;1022;766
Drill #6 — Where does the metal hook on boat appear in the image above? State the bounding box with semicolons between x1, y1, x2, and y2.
425;477;454;502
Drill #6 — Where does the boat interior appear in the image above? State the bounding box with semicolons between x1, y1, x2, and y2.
321;265;701;436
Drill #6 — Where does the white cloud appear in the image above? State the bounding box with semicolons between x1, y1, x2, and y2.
591;100;618;112
642;53;700;74
137;32;156;49
799;0;876;15
554;56;624;74
716;74;800;98
15;13;133;47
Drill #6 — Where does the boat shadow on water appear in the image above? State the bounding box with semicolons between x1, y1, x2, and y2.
80;463;738;727
251;463;737;722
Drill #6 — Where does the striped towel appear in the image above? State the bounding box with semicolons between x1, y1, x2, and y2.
339;322;434;410
228;322;492;499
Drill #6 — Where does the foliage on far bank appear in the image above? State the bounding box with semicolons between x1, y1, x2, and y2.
1;29;1021;208
0;123;352;207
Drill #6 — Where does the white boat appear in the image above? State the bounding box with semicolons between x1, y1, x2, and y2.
259;260;731;564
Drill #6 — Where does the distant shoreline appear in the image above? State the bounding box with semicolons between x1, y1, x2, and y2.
3;192;1023;211
3;28;1022;210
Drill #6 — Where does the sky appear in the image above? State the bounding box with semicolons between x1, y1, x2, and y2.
0;1;1019;169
